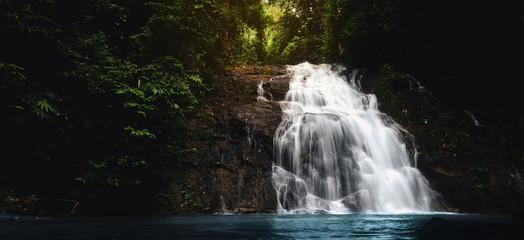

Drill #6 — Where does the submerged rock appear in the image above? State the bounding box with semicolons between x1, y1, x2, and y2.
417;217;455;239
417;215;521;239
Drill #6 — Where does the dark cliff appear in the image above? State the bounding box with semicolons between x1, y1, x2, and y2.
355;68;524;214
159;66;289;213
161;65;523;214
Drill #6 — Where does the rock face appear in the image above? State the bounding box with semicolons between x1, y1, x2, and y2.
164;66;290;213
162;65;523;214
355;68;524;214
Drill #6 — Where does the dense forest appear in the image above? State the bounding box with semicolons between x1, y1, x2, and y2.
1;0;523;215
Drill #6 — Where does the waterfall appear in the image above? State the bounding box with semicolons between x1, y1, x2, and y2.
465;111;481;127
272;63;437;213
257;81;269;102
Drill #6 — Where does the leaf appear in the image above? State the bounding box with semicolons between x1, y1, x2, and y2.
35;99;55;113
124;126;157;139
88;160;107;168
107;177;120;187
136;110;147;117
189;75;202;83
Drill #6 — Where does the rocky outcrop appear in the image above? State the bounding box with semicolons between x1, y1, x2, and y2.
356;68;524;214
163;66;290;213
161;64;523;214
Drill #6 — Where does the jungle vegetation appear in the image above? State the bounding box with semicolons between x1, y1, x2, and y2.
1;0;523;214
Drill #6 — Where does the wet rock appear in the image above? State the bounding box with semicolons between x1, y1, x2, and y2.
278;178;308;210
163;66;290;214
512;169;524;226
417;217;455;240
160;64;523;215
341;191;372;211
417;215;520;239
361;68;524;214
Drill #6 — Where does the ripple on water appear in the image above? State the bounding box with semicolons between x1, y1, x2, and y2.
1;213;518;240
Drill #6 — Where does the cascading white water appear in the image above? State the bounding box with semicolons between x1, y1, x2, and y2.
272;63;437;213
257;81;269;102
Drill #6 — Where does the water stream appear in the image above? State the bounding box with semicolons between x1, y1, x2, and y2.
272;63;438;213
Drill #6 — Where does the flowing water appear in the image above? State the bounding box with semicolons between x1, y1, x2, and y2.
273;63;438;213
1;63;519;239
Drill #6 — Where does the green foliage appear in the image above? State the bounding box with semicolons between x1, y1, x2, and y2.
300;151;310;164
376;64;407;113
265;0;334;64
1;0;521;215
180;184;201;208
0;0;268;212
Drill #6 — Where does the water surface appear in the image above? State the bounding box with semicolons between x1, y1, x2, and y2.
0;213;457;239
